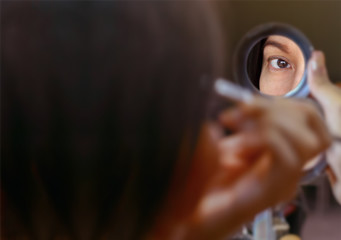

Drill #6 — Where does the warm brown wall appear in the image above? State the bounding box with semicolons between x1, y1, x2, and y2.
216;0;341;83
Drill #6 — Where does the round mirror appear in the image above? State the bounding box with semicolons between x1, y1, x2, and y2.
233;23;324;184
233;22;313;98
248;35;305;96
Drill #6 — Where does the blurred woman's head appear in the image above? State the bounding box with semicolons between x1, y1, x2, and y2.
1;1;224;239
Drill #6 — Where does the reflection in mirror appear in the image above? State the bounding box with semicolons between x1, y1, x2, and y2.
247;35;305;96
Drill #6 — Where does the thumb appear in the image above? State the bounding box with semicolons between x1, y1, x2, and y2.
307;51;333;106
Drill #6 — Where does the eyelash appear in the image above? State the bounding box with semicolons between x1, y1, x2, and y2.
267;56;293;72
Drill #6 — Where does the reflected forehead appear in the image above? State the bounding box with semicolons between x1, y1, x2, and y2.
264;35;301;54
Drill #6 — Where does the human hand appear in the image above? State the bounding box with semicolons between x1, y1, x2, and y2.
150;96;331;240
307;50;341;203
184;97;331;239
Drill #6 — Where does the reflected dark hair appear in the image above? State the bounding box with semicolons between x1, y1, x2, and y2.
247;38;267;89
1;1;223;239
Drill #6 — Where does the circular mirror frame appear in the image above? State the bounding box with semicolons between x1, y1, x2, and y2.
233;22;314;98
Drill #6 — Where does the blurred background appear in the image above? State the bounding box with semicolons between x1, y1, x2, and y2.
216;0;341;83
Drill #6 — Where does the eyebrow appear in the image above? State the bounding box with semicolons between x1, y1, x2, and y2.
263;40;289;54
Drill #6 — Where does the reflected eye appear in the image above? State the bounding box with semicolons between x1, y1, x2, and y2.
270;58;291;69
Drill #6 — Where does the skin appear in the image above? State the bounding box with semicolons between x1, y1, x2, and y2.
308;51;341;204
259;35;305;96
149;93;331;239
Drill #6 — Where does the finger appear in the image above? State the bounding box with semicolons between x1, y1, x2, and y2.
308;51;329;86
307;51;335;106
218;131;265;163
219;99;268;131
326;166;337;186
246;128;302;203
326;144;341;181
305;103;332;150
263;127;301;172
215;132;266;186
326;166;341;204
276;101;331;160
307;50;341;135
223;127;301;196
272;119;321;162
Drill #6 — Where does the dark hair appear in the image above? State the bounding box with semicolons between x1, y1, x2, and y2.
247;38;267;89
1;1;223;239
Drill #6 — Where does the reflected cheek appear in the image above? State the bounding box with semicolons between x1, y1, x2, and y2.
259;70;295;96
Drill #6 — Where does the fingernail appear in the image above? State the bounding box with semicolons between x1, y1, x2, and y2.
311;60;318;71
310;51;325;73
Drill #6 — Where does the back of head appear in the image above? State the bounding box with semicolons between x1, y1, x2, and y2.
1;1;223;239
